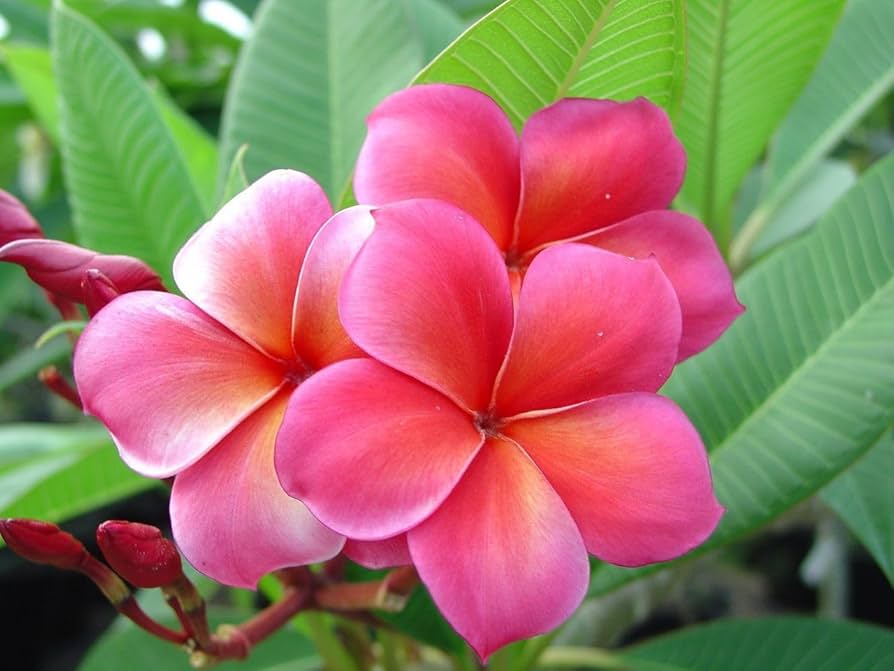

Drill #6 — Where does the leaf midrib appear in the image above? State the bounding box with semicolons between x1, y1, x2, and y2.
554;0;618;100
700;0;731;226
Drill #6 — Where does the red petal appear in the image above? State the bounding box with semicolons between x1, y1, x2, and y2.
505;395;723;566
355;84;520;249
344;536;411;569
0;190;42;245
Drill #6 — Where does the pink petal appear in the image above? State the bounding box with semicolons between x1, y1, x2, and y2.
494;244;681;417
504;394;723;566
580;211;744;360
354;84;520;249
275;358;483;540
174;170;332;360
171;390;344;588
292;206;374;369
0;189;42;245
340;199;513;412
0;239;165;303
74;292;285;478
513;98;685;253
408;438;588;661
344;536;411;569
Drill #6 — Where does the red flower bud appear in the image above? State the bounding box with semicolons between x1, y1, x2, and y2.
82;269;122;316
0;519;88;571
0;190;42;247
0;239;166;305
96;521;183;589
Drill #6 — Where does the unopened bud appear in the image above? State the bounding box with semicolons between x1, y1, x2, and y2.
0;190;42;246
82;269;121;316
0;518;88;570
97;521;183;589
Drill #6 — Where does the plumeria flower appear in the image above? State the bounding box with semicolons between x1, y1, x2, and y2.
74;170;376;588
275;199;723;659
355;84;743;360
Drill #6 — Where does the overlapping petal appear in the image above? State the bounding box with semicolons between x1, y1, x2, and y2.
292;206;374;369
174;170;331;360
171;390;344;588
340;199;513;411
504;394;724;566
355;84;520;248
275;358;483;540
494;244;681;417
408;438;588;660
344;535;411;569
513;98;685;252
74;292;285;478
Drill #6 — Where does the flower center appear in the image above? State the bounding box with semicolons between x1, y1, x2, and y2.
283;359;314;386
503;247;524;272
473;410;502;437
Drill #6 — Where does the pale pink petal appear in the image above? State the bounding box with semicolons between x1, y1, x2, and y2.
275;358;482;540
408;438;588;661
504;394;723;566
74;292;285;478
174;170;332;360
513;98;685;253
344;536;411;569
354;84;520;249
171;390;344;588
292;207;374;369
340;199;513;411
580;211;744;360
494;244;681;417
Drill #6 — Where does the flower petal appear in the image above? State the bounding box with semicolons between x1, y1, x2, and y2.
408;438;588;661
275;358;482;540
494;244;681;417
504;394;724;566
580;211;744;360
355;84;520;249
0;189;42;245
171;390;344;588
74;292;284;478
340;199;513;411
344;536;411;569
174;170;332;360
292;206;374;369
514;98;685;252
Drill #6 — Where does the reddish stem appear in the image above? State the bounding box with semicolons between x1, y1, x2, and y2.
38;366;82;409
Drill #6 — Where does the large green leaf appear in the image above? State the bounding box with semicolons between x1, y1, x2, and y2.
416;0;686;127
52;1;207;286
676;0;844;243
0;0;51;43
0;422;152;542
731;0;894;268
0;337;70;392
589;152;894;596
218;0;445;200
622;617;894;670
822;430;894;585
1;43;59;142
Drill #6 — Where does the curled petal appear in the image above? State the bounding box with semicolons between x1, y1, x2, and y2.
96;521;183;589
74;292;285;478
0;190;42;246
505;394;723;566
495;244;681;417
514;98;685;252
292;206;374;369
355;84;520;249
340;199;513;411
174;170;331;360
580;211;744;360
82;269;120;316
171;390;344;589
344;535;411;569
408;438;588;661
0;239;165;303
275;358;482;540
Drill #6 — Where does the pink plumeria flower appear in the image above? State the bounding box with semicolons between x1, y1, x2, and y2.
74;170;375;588
355;84;743;360
275;199;723;659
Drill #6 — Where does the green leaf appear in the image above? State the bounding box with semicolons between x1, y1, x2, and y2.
416;0;686;128
0;336;70;392
589;152;894;596
822;430;894;584
218;0;425;200
0;422;152;539
52;1;207;286
676;0;844;242
220;143;250;206
622;617;894;670
731;0;894;267
1;43;59;142
405;0;466;63
0;0;51;43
